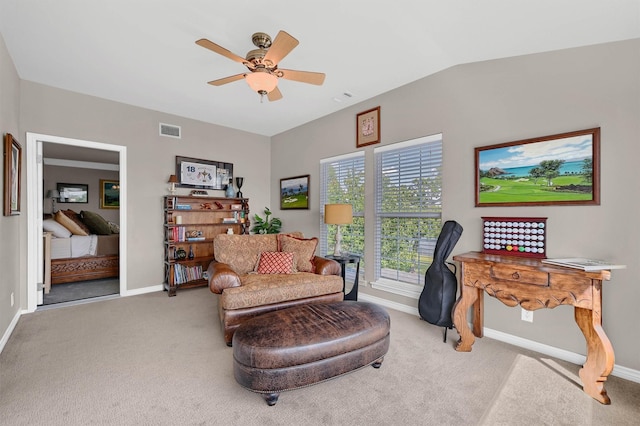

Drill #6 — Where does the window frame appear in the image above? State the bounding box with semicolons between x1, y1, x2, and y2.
319;151;365;282
371;134;443;298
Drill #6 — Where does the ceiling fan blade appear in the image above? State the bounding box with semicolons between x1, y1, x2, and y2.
278;69;325;85
207;73;246;86
196;38;247;65
267;87;283;102
263;31;299;66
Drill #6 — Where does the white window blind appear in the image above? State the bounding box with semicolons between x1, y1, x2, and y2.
373;134;442;296
319;152;365;260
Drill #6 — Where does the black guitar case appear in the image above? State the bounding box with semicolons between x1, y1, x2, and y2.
418;220;463;341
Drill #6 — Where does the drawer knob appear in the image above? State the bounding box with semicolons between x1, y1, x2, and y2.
512;272;520;280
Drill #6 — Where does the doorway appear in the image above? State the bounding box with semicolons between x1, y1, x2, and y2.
26;133;127;312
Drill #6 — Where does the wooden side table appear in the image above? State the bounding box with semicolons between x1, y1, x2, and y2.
452;251;615;404
326;254;361;301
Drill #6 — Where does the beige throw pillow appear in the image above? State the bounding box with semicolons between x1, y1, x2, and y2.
55;210;89;236
277;234;318;273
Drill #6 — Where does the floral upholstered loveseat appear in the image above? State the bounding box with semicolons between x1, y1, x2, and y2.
207;232;344;345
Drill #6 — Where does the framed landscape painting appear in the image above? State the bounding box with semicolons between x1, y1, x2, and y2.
99;179;120;209
280;175;309;210
475;128;600;207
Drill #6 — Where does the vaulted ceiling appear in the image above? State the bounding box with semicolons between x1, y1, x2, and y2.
1;1;638;137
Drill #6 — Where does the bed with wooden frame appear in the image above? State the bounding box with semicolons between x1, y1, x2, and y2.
45;233;119;288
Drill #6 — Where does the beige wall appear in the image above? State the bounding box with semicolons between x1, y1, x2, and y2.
19;82;271;293
44;165;120;222
0;32;23;343
2;31;639;374
271;39;640;370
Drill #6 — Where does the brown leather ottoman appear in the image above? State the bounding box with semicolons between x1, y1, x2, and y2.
232;301;390;405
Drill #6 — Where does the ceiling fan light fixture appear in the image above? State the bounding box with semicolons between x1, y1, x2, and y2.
245;71;278;94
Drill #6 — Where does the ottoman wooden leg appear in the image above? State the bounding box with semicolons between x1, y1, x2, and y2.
372;357;384;369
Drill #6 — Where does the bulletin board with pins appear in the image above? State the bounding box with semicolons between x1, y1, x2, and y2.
482;217;547;258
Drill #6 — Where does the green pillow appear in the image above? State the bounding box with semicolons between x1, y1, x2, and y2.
80;211;112;235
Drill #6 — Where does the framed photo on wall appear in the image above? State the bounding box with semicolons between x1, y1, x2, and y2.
3;133;22;216
57;183;89;203
475;127;600;207
356;106;381;148
280;175;310;210
99;179;120;209
175;156;233;190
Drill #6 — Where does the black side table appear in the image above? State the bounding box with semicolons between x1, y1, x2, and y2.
326;254;361;301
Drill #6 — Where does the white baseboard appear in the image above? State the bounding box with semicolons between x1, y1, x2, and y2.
123;284;163;297
359;294;640;384
0;309;22;354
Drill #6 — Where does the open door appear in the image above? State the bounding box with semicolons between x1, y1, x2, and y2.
26;132;127;312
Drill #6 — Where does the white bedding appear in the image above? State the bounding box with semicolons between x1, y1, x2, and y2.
50;235;98;259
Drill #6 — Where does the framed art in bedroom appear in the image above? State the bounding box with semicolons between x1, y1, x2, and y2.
99;179;120;209
57;183;88;204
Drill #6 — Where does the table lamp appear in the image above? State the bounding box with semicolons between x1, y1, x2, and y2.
324;204;353;257
167;174;178;194
46;189;60;213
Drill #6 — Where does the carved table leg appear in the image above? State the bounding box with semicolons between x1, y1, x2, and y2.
452;284;480;352
574;306;614;404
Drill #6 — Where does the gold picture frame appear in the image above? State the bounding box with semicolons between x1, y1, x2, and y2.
3;133;22;216
356;106;381;148
99;179;120;209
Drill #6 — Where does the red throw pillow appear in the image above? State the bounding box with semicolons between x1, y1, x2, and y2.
255;252;295;274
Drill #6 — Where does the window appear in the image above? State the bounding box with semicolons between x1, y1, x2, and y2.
372;134;443;298
319;152;365;267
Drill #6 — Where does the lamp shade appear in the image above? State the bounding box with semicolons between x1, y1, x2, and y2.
245;71;278;93
167;174;178;183
46;189;60;198
324;204;353;225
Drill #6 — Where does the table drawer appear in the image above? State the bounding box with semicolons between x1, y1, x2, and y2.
489;266;549;287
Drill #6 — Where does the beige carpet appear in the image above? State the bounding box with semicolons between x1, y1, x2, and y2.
480;355;593;425
1;288;638;425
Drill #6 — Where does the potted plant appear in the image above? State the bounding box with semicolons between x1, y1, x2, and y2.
251;207;282;234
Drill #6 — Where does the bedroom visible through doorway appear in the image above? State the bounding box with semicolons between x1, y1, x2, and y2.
25;132;127;313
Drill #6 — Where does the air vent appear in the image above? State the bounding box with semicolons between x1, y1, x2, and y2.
159;123;181;139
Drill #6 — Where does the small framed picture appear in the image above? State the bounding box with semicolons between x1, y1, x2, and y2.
3;133;21;216
356;106;381;148
99;179;120;209
57;183;88;204
280;175;310;210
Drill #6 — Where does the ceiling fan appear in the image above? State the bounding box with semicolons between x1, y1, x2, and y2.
196;31;325;102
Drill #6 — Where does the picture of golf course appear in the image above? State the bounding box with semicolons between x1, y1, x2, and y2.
477;131;598;205
280;175;309;209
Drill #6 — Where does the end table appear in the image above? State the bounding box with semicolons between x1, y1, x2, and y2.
326;254;361;301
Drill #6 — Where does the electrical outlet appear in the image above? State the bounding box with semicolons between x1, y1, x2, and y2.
521;308;533;322
11;292;14;307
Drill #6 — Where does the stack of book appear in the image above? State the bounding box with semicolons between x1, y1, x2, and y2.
171;226;186;242
174;264;203;284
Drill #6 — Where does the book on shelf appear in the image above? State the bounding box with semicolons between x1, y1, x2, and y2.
186;237;206;241
173;264;203;284
222;218;238;223
175;204;192;210
541;258;626;271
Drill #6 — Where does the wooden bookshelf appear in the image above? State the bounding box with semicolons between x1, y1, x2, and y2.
163;195;249;296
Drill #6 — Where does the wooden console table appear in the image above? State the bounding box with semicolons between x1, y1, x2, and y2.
451;251;614;404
